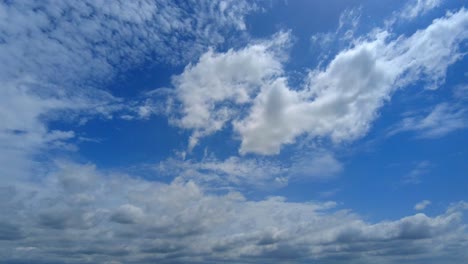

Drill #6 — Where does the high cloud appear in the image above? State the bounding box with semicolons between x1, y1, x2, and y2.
389;103;467;138
0;162;467;264
0;0;257;178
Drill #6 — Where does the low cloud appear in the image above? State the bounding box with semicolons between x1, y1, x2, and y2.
0;162;466;264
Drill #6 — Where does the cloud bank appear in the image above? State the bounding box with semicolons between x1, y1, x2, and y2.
1;162;467;264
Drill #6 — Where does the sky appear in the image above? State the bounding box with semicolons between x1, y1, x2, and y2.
0;0;467;263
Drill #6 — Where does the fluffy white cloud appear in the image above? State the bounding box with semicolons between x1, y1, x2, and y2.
389;103;467;138
169;32;290;150
415;200;432;210
0;162;466;264
235;8;467;154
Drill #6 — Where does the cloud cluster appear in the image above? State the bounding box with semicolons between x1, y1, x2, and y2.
169;32;290;150
0;0;256;84
167;8;467;154
235;8;467;154
1;2;467;263
0;0;257;178
1;162;467;264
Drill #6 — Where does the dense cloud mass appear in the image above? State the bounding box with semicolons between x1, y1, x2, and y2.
1;0;467;263
1;162;467;264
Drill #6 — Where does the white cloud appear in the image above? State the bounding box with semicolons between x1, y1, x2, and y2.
0;0;257;84
235;8;467;154
1;161;467;263
168;32;290;150
415;200;432;210
0;0;259;178
389;103;467;138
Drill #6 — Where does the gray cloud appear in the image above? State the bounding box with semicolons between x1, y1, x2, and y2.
0;162;467;264
0;222;23;241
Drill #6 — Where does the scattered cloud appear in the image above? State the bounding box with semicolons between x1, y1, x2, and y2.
235;8;467;154
0;2;467;263
415;200;432;210
123;7;467;155
0;0;259;179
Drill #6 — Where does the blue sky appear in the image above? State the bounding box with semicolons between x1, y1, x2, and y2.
0;0;467;263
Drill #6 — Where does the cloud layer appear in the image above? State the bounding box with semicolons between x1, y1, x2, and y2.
1;162;467;264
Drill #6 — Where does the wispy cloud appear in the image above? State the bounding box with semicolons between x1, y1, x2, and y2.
389;103;467;139
403;161;432;184
400;0;443;20
157;151;342;190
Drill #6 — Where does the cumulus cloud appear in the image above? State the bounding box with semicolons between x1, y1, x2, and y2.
0;162;467;264
235;8;467;154
415;200;432;210
139;6;467;155
168;31;290;150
